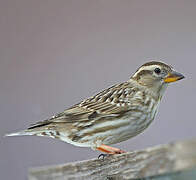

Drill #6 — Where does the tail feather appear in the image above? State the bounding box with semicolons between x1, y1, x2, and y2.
4;129;60;139
4;130;38;137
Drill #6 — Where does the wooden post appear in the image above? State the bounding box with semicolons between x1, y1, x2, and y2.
29;139;196;180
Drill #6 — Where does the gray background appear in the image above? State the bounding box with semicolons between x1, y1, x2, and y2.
0;0;195;179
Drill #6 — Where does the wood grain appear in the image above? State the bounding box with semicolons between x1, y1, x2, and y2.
29;139;196;180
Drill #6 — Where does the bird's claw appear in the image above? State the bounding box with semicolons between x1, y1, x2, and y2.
98;153;111;160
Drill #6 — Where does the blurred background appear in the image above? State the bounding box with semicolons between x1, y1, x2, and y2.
0;0;196;179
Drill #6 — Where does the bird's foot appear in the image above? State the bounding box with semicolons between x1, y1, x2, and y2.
98;153;111;160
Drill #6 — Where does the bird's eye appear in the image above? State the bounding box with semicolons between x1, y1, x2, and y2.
154;68;161;74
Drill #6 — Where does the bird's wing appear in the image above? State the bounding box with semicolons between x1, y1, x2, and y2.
28;82;136;129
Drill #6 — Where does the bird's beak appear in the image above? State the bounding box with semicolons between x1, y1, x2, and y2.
164;70;185;83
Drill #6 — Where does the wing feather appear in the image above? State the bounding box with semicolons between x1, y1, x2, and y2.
28;82;136;129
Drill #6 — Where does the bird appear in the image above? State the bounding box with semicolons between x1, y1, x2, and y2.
5;61;184;155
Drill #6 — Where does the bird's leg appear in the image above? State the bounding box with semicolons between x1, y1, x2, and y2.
96;144;126;154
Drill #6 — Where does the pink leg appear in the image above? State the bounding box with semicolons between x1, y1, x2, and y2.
96;144;126;154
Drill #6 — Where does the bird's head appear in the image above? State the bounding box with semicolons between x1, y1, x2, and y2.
131;61;184;95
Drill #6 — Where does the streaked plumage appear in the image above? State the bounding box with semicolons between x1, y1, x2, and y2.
6;61;184;154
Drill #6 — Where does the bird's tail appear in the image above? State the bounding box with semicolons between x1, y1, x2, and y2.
4;120;53;137
4;130;40;137
4;128;61;140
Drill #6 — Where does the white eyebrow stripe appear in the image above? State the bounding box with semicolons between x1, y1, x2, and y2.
133;65;160;78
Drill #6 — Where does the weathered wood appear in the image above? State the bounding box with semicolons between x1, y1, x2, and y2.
29;139;196;180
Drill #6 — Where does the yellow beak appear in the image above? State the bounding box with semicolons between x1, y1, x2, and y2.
164;70;185;83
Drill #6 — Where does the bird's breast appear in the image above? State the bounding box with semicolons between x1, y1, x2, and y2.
125;94;159;135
